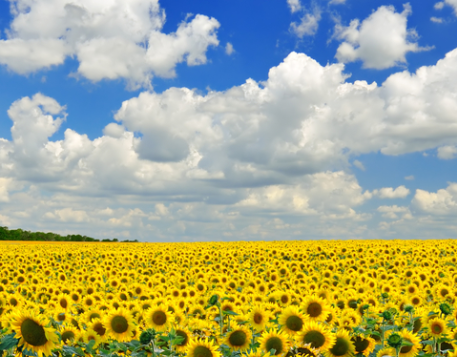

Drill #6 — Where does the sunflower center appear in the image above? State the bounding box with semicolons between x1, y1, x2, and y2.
111;316;128;334
20;318;48;347
285;316;303;331
253;313;263;324
193;346;213;357
432;323;443;334
57;313;66;321
176;330;188;346
353;336;369;353
89;313;101;322
62;331;75;343
303;331;325;349
413;318;422;333
93;322;106;336
400;341;413;354
265;337;283;355
329;337;350;356
153;311;166;325
229;330;247;346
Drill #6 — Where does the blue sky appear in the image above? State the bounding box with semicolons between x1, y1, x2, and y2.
1;0;457;241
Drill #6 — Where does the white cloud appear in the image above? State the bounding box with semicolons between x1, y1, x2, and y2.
412;184;457;215
372;186;410;199
225;42;234;55
0;0;220;89
2;47;457;239
435;2;445;9
437;145;457;159
441;0;457;14
431;16;444;23
287;0;302;13
290;8;321;37
352;160;365;171
405;175;414;180
377;205;411;219
335;4;431;69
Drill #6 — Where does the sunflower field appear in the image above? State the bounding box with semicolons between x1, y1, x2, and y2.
1;240;457;357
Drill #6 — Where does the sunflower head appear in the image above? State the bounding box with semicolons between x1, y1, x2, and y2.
296;320;335;352
10;311;58;357
278;306;305;335
187;338;221;357
258;329;290;357
224;324;252;352
325;329;355;357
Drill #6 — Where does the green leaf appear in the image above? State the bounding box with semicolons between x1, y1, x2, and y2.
223;310;239;316
62;345;86;357
0;333;19;351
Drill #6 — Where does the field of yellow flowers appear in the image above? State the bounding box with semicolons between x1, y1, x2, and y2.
1;240;457;357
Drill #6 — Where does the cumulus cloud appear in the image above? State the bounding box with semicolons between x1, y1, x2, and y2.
225;42;234;55
290;7;321;37
377;205;411;219
0;0;220;89
287;0;302;13
412;183;457;215
437;145;457;159
2;47;457;239
352;160;365;171
439;0;457;14
371;186;410;199
334;4;431;69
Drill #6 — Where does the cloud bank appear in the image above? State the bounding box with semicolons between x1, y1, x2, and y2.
0;0;220;89
1;46;457;240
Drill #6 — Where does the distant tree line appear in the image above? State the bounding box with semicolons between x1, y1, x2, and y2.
0;226;138;242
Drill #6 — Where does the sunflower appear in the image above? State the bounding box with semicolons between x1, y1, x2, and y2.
351;335;376;357
59;324;79;345
249;305;272;332
258;329;290;357
427;317;449;338
83;308;103;324
323;329;355;357
83;328;103;349
145;305;171;331
301;295;330;321
223;323;252;352
104;307;136;342
278;305;305;335
296;320;335;352
376;347;395;357
186;338;222;357
9;310;58;357
174;327;193;353
88;317;108;341
398;329;421;357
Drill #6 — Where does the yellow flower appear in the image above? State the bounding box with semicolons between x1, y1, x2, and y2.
278;305;305;334
427;317;449;338
145;305;171;331
323;329;355;357
174;327;193;353
186;338;222;357
301;295;330;323
223;323;252;352
398;329;421;357
258;329;290;357
104;307;135;342
296;320;335;352
9;310;58;357
249;304;272;332
83;328;103;349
